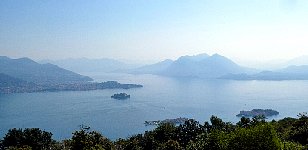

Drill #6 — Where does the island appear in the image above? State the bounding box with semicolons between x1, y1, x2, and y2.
145;117;189;126
0;81;143;94
236;109;279;117
111;93;130;100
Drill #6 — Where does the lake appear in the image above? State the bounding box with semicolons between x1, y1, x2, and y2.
1;73;308;140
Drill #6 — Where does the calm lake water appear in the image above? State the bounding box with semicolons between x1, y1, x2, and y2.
1;73;308;140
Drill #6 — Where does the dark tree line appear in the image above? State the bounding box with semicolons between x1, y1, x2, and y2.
1;115;308;150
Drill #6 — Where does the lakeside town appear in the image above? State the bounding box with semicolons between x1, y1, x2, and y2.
0;81;143;94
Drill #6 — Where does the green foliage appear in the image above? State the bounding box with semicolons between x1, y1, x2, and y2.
68;130;114;150
272;117;297;140
210;116;227;131
115;123;178;150
207;116;235;133
176;119;204;146
114;135;145;150
281;141;307;150
158;140;182;150
187;124;281;150
228;124;281;150
2;128;53;150
152;122;177;143
189;130;228;150
288;114;308;145
251;115;266;125
2;115;308;149
236;117;251;128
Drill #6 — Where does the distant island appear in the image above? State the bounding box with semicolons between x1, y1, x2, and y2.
0;81;143;94
145;117;189;126
236;109;279;117
111;93;130;100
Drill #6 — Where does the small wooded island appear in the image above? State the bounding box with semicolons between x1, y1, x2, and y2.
111;93;130;100
236;109;279;117
145;117;189;126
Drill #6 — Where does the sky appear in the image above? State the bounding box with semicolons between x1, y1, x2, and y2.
1;0;308;64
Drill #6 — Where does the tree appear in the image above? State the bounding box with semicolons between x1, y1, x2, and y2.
251;115;266;126
273;117;297;140
186;130;229;150
2;128;53;150
228;124;281;150
288;114;308;145
115;134;144;150
158;140;182;150
208;116;235;133
236;117;251;128
69;130;114;150
152;122;177;143
176;119;204;146
281;141;306;150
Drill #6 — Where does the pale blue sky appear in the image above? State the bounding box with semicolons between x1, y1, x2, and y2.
1;0;308;63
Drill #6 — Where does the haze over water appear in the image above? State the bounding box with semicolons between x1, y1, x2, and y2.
1;73;308;140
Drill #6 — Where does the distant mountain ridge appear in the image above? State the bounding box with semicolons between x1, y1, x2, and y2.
161;54;256;78
5;53;308;82
221;65;308;80
40;58;139;74
130;53;308;80
129;53;256;78
0;56;92;84
128;59;174;74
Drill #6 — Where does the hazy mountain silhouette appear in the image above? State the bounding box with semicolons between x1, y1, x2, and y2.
128;59;173;74
0;56;92;84
129;53;256;78
161;54;256;78
176;53;210;61
221;65;308;80
40;58;138;74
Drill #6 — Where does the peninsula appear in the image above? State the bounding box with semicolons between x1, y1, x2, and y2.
0;81;143;94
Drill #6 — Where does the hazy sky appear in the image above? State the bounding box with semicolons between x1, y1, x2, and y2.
1;0;308;63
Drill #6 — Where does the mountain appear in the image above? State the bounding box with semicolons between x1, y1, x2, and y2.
129;53;256;78
279;65;308;74
221;65;308;80
161;54;254;78
128;59;173;74
176;53;210;61
40;58;139;74
0;73;33;87
128;53;210;75
0;56;92;84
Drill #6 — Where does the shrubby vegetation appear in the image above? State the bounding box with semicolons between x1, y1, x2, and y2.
1;114;308;150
